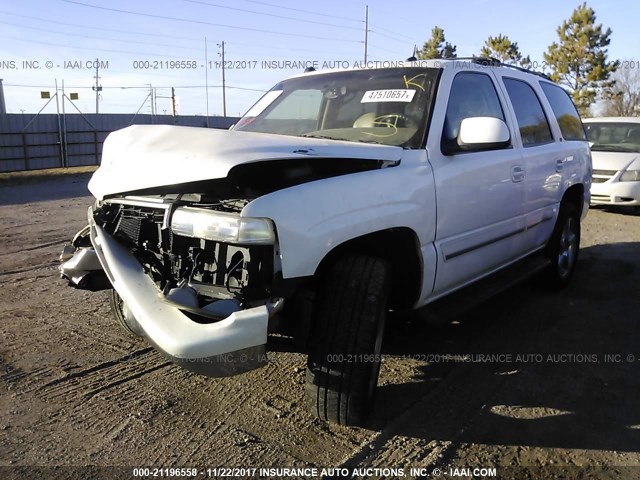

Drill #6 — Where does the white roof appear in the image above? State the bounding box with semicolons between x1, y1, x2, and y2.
583;117;640;123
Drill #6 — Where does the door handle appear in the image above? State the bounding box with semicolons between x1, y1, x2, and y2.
556;158;565;172
511;165;525;182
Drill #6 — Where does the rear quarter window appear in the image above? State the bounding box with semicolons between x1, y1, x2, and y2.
540;82;586;141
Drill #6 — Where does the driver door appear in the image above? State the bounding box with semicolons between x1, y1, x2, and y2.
426;69;527;298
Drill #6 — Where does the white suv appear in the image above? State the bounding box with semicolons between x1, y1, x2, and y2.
61;59;591;425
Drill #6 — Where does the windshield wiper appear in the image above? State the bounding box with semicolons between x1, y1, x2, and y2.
299;134;346;141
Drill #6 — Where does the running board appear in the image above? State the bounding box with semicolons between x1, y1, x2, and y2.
420;254;550;323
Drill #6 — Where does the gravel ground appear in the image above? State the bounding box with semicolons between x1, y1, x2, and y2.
0;174;639;480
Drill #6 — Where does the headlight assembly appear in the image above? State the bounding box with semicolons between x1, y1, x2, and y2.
619;170;640;182
171;207;275;245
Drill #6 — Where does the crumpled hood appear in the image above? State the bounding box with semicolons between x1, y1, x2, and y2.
88;125;403;199
590;150;640;172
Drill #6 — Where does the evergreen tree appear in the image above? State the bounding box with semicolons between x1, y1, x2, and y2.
543;2;618;115
417;26;457;59
480;34;531;67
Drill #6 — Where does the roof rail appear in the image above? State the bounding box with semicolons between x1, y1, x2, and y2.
444;56;551;80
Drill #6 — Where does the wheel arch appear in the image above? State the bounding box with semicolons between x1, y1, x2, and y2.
314;227;423;311
562;183;585;216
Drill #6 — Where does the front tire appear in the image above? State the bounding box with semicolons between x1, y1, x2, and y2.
305;254;390;426
544;202;581;289
109;290;144;337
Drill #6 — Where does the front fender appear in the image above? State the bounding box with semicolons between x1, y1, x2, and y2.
242;157;435;279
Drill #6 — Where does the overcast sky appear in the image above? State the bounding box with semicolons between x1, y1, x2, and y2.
0;0;637;116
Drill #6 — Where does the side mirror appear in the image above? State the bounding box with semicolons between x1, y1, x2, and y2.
457;117;511;151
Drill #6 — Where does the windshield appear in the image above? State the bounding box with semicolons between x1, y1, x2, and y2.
585;122;640;153
234;68;440;148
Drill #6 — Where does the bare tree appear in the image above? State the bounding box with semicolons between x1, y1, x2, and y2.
602;63;640;116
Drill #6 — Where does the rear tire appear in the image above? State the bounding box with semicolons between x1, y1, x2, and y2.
109;290;144;337
305;254;390;426
543;202;581;289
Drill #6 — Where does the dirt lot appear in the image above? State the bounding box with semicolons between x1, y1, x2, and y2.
1;173;639;480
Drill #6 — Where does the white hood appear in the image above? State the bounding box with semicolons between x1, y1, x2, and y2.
590;150;640;172
89;125;403;199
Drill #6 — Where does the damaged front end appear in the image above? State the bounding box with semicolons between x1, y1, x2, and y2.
60;190;282;377
60;225;111;291
60;152;396;377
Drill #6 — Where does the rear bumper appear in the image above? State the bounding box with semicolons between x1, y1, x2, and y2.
86;207;269;377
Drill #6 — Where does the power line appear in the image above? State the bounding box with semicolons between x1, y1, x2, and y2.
369;24;416;42
2;8;364;58
61;0;363;43
0;21;203;52
240;0;363;23
183;0;361;31
223;50;341;62
226;41;342;56
0;10;201;42
367;42;408;55
0;34;186;58
239;0;416;44
4;83;267;92
369;29;414;45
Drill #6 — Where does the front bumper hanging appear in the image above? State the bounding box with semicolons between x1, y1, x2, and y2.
60;207;272;377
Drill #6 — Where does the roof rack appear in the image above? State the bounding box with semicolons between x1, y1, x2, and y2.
436;56;551;80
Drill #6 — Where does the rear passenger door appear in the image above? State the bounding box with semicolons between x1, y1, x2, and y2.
427;70;526;298
499;76;561;250
539;81;590;208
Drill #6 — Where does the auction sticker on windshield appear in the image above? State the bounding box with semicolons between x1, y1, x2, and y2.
361;89;416;103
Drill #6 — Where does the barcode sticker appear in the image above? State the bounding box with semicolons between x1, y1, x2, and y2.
360;89;416;103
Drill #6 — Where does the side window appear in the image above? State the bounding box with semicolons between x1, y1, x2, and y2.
442;72;505;152
503;78;553;147
540;82;587;141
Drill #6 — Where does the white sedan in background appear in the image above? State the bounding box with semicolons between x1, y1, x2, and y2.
583;117;640;207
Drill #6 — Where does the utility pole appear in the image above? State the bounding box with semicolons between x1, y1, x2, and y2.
0;78;6;114
54;79;64;167
144;83;155;121
364;5;368;64
156;88;177;117
218;40;227;117
61;79;68;167
92;58;102;114
204;37;210;126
